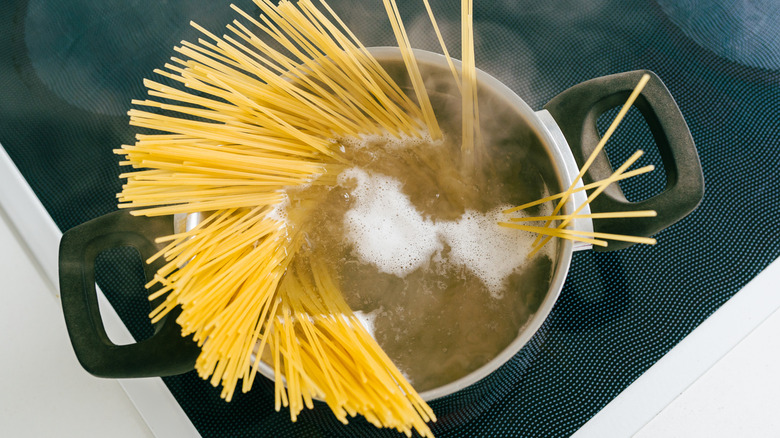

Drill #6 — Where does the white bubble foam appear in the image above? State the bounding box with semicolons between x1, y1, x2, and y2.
265;192;289;224
440;207;539;299
339;168;443;277
339;167;549;296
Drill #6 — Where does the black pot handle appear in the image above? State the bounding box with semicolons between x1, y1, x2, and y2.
59;210;199;378
543;70;704;251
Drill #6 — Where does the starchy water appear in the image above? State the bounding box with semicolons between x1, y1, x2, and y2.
284;128;558;391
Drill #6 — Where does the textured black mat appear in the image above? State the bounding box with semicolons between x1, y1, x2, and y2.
2;0;779;436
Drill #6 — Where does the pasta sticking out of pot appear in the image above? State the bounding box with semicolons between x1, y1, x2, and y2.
502;74;660;252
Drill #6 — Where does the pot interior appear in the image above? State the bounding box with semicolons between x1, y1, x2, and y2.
363;49;567;397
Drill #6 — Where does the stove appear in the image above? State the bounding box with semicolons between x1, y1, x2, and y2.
1;0;779;436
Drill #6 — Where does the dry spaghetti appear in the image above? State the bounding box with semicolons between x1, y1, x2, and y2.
116;0;448;436
503;74;659;253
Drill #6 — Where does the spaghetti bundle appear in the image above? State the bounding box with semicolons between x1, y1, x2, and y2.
116;0;448;435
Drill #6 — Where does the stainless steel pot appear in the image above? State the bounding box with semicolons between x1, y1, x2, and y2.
59;48;703;401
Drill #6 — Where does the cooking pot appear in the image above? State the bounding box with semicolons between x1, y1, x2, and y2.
58;48;703;403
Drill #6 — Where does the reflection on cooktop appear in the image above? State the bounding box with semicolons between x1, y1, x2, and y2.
23;0;235;116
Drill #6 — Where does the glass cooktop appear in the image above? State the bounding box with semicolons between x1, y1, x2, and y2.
1;0;778;436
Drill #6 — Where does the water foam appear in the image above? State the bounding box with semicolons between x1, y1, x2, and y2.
339;168;443;277
439;208;537;298
265;192;289;223
339;167;545;297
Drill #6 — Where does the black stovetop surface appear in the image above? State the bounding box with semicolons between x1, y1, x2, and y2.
2;1;779;436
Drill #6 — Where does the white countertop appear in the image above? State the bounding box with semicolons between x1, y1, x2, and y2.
0;145;196;437
0;205;153;437
1;142;778;437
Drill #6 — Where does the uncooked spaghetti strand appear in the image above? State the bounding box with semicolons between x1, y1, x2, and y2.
312;0;425;122
185;223;287;297
157;60;262;113
509;210;657;222
348;324;436;424
190;245;284;346
133;161;312;184
175;58;347;137
190;257;279;335
250;0;376;125
172;43;318;120
204;72;340;158
225;20;292;77
229;5;310;73
215;272;285;401
221;27;378;135
302;259;435;432
149;233;250;318
118;190;282;208
131;99;234;124
124;166;338;190
573;230;656;245
387;0;439;137
471;25;483;159
117;166;322;188
122;195;284;217
315;288;406;400
214;32;374;135
147;209;238;259
142;81;261;126
288;297;345;405
529;149;646;255
228;13;333;96
531;73;651;246
421;0;461;93
120;169;306;189
127;110;329;158
173;44;259;86
502;165;655;213
122;143;325;175
124;139;325;164
126;165;304;188
179;38;249;72
143;77;256;123
501;222;655;245
119;187;277;204
177;223;282;281
382;0;442;139
118;192;282;210
212;284;270;399
153;63;336;140
289;1;421;134
244;294;282;392
498;222;608;246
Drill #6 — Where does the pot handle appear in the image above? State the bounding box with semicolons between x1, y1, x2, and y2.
543;70;704;251
59;210;199;378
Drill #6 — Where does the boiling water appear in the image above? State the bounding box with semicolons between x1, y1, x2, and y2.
284;129;558;392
